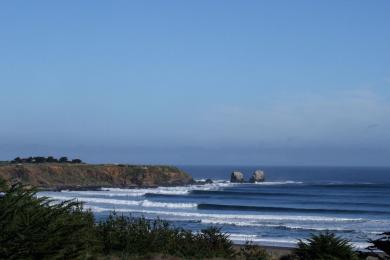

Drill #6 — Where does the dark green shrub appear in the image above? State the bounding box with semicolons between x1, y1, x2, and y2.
0;184;98;259
172;226;235;258
291;231;359;260
59;156;68;163
195;226;235;258
46;156;58;163
0;177;7;192
96;213;168;255
238;241;271;260
11;157;22;163
96;212;235;258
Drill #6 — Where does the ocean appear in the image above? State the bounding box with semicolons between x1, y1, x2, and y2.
39;166;390;249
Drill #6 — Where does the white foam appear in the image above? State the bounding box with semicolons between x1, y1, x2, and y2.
227;234;257;238
41;195;197;209
58;180;236;198
141;210;364;223
98;181;234;196
229;234;298;246
61;190;145;197
141;200;197;209
102;187;190;195
84;205;364;223
352;242;372;249
253;181;303;185
201;219;262;227
367;231;384;235
282;224;354;232
200;219;356;232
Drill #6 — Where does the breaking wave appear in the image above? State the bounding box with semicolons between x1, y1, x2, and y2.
41;195;197;209
83;205;366;223
200;219;355;232
197;203;390;215
60;180;234;197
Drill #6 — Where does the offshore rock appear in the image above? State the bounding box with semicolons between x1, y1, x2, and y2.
205;178;213;184
249;170;265;183
196;178;213;185
230;171;244;183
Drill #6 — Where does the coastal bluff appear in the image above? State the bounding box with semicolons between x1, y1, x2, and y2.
0;163;194;189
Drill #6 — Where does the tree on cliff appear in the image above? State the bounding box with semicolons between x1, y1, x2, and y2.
59;157;69;163
12;157;22;163
34;156;46;163
71;159;82;164
46;156;58;163
11;156;83;164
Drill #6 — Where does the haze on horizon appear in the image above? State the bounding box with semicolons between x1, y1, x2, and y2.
0;1;389;166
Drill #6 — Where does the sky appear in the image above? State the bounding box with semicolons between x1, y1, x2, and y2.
0;1;389;166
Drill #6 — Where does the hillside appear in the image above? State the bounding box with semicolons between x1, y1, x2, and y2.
0;163;194;189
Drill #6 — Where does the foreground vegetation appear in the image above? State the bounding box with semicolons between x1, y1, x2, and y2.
282;232;361;260
0;180;389;259
0;182;270;259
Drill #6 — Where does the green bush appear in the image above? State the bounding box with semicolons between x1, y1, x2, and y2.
0;177;7;192
237;241;271;260
0;184;98;259
290;231;359;260
96;212;235;258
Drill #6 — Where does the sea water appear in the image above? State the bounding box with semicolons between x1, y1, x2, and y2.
38;166;390;249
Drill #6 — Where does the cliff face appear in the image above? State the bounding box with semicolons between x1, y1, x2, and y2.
0;163;193;189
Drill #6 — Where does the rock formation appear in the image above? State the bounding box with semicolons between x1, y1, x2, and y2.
230;171;244;183
249;170;265;183
205;178;213;184
195;178;213;185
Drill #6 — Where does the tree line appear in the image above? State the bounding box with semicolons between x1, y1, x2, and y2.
11;156;83;164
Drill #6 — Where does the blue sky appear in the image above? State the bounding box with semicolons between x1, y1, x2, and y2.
0;1;389;165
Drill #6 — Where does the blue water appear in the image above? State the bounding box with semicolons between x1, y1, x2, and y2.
39;166;390;248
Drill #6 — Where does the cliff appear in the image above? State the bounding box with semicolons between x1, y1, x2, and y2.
0;163;193;189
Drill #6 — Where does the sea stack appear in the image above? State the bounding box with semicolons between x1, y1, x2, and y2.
230;171;244;183
249;170;265;183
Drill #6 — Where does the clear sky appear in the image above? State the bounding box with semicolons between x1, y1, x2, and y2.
0;1;389;166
